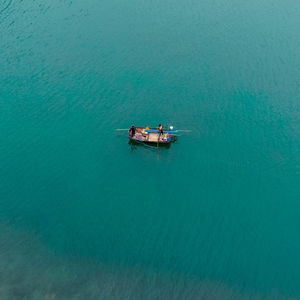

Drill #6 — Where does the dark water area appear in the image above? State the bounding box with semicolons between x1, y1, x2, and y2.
1;0;300;299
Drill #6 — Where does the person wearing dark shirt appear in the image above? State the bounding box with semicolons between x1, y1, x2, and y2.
129;125;136;137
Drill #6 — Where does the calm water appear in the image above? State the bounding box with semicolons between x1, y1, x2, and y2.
1;0;300;299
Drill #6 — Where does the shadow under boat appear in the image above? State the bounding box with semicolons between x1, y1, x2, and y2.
128;139;172;150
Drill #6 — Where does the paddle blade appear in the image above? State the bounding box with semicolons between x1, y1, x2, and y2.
177;130;192;132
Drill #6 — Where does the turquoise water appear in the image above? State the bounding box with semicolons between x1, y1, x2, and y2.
1;0;300;299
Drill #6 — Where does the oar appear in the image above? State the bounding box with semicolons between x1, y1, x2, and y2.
177;130;192;132
116;128;191;132
157;138;159;160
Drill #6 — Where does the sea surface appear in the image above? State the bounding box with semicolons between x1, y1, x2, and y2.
1;0;300;299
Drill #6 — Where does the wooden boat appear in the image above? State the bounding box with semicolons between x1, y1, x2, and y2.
128;127;177;144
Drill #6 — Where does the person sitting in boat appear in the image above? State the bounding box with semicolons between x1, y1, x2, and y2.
141;126;150;137
129;125;136;137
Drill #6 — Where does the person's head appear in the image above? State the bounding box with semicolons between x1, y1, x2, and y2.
158;124;161;127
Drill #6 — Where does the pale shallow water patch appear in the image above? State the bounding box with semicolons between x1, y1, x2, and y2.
0;224;297;300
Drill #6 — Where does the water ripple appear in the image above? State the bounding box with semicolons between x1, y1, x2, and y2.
0;0;13;15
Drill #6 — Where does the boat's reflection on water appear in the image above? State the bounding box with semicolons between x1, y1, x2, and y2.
128;139;173;152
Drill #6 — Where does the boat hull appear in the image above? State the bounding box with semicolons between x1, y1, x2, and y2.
128;127;176;144
128;136;172;144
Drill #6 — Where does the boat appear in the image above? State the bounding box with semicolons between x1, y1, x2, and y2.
128;126;178;144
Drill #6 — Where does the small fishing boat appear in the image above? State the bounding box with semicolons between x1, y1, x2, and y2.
128;126;178;144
